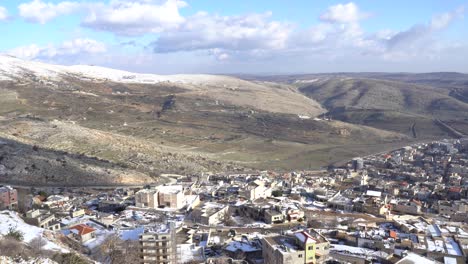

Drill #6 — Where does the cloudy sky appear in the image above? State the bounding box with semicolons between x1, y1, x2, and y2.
0;0;467;74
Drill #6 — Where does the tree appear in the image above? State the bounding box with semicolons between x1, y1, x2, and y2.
96;234;140;264
29;236;47;254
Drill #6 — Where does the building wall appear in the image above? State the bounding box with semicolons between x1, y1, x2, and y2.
0;187;17;210
158;191;184;209
140;233;174;264
262;241;304;264
393;203;421;215
314;242;330;263
135;190;159;208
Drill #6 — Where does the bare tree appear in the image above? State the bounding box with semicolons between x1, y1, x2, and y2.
29;235;47;255
96;234;140;264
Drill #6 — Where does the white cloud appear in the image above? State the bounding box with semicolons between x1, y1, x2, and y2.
82;0;187;36
151;12;293;54
8;38;106;60
0;6;8;21
431;6;464;30
379;6;465;60
19;0;82;24
9;1;468;72
8;44;42;59
320;2;368;24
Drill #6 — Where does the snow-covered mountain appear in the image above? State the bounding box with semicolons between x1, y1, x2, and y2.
0;54;233;85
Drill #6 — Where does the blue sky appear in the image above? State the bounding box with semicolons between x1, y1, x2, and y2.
0;0;467;74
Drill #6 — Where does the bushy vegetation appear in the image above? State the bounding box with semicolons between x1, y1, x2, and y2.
272;190;283;197
52;253;89;264
5;227;24;241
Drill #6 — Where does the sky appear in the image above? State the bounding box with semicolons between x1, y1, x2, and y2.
0;0;467;74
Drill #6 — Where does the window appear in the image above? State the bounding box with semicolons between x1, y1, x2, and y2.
308;246;313;250
298;254;303;258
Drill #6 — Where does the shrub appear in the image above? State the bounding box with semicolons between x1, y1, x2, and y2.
52;253;89;264
272;190;283;197
0;237;23;257
5;227;25;241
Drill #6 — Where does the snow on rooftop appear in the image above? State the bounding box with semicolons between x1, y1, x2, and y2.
120;227;145;241
179;244;203;263
396;252;438;263
330;244;375;255
444;237;462;256
225;240;261;252
366;190;381;197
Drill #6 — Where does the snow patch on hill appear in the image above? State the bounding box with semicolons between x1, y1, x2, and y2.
0;54;230;85
0;210;68;252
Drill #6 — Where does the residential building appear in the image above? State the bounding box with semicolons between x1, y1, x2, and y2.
262;228;330;264
67;224;96;243
0;186;17;210
241;180;272;200
140;224;177;264
24;209;61;231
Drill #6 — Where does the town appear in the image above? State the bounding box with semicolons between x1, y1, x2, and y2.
1;138;467;264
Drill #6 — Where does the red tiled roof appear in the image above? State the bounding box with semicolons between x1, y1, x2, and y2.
70;224;96;236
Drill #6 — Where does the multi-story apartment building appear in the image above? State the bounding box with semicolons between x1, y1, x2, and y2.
0;186;17;210
135;185;185;209
139;224;177;264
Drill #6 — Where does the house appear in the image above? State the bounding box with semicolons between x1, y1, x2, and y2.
68;224;96;243
24;209;61;231
262;228;330;264
264;209;284;224
0;186;17;210
240;180;272;200
192;202;229;226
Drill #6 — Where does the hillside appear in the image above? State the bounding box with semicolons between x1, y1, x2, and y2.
299;78;468;116
0;56;413;185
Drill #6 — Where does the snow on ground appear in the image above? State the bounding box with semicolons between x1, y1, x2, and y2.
179;244;204;264
0;54;232;86
0;210;68;252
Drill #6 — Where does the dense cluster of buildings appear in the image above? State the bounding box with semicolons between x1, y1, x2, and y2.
0;138;467;263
